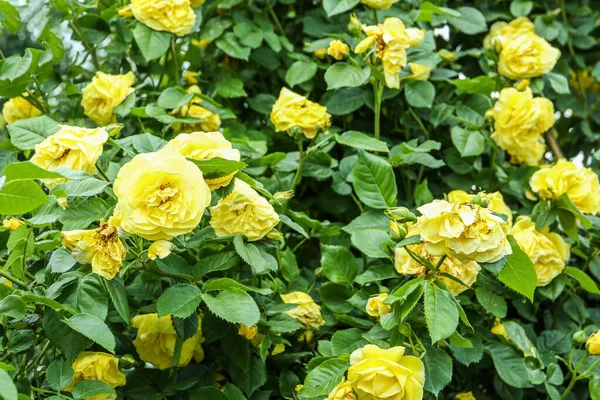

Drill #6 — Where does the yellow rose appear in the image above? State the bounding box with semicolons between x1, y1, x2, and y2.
281;292;325;331
327;40;350;60
3;218;24;230
113;150;211;240
65;352;125;399
360;0;399;9
486;87;554;166
314;48;328;59
491;318;509;340
407;63;434;81
498;33;560;80
175;86;221;132
183;71;199;85
509;217;569;286
530;159;600;215
147;240;174;260
209;179;278;241
238;324;258;340
456;391;476;400
447;190;513;226
366;293;391;318
348;344;424;400
163;131;241;189
355;18;424;89
62;220;126;280
132;313;204;370
130;0;196;36
270;87;331;138
483;17;535;52
327;378;356;400
81;71;135;126
587;331;600;355
2;95;42;125
416;200;512;263
30;125;108;187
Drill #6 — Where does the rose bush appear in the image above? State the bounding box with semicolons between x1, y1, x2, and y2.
1;0;600;399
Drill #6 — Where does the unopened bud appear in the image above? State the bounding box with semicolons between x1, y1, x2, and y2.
119;355;137;369
266;229;282;240
385;207;417;222
348;14;361;35
389;221;407;241
274;191;293;200
105;124;123;138
573;330;587;345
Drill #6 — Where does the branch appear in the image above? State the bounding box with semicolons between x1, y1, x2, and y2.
545;128;564;160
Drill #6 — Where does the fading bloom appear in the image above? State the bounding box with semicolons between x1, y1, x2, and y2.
483;17;535;52
587;331;600;355
2;95;42;125
406;63;434;81
65;352;125;399
130;0;196;36
448;190;513;226
30;125;108;187
3;219;24;230
509;217;569;286
270;87;331;138
416;200;512;263
327;377;356;400
348;344;424;400
148;240;174;260
360;0;399;9
62;220;126;280
530;159;600;215
498;33;560;80
113;151;211;240
184;71;199;85
132;313;204;369
486;87;554;166
163;131;241;189
175;86;221;132
354;18;425;88
327;40;350;60
82;71;135;126
281;292;325;331
238;324;258;340
210;179;279;241
366;293;391;319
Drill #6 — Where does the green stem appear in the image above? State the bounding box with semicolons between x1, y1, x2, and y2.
0;269;27;288
266;0;287;38
283;137;305;215
373;80;384;140
561;353;588;399
69;18;100;71
24;340;51;374
579;357;600;378
372;7;379;24
24;88;48;113
171;37;179;85
408;107;429;140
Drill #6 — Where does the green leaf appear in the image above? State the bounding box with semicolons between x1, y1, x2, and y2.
191;387;228;400
104;278;130;325
331;328;369;356
320;244;359;285
42;309;91;362
322;0;359;17
285;61;318;88
72;380;115;400
0;51;32;81
3;161;63;182
0;1;21;33
510;0;533;17
216;33;250;60
279;214;309;238
63;313;116;353
336;131;389;153
58;198;109;230
157;284;203;318
0;180;48;215
486;342;533;388
201;287;260;326
446;7;488;35
189;157;247;180
351;230;393;259
133;23;170;61
7;115;61;150
545;72;570;94
424;283;459;342
216;77;247;98
298;358;349;398
475;286;507;318
46;360;74;391
75;274;108;320
157;87;194;109
0;369;17;400
498;237;537;301
53;178;109;197
353;150;397;209
325;63;370;90
404;80;435;108
451;76;496;96
0;295;26;319
451;126;485;157
590;376;600;400
417;2;461;22
564;266;600;295
202;277;272;295
423;346;453;396
233;235;276;275
131;132;167;153
324;87;366;115
503;321;536;356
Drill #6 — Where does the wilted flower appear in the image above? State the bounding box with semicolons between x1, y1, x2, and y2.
281;292;325;331
327;40;350;60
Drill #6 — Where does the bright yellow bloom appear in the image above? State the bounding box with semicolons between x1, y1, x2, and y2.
270;87;331;138
147;240;174;260
2;95;42;125
406;63;434;81
366;293;391;318
238;324;258;340
587;331;600;355
113;150;211;240
354;18;425;88
163;131;241;189
327;377;356;400
209;179;278;241
360;0;399;9
175;86;221;132
456;391;476;400
82;72;135;126
327;40;350;60
348;344;424;400
281;292;325;331
487;87;554;166
183;71;199;85
30;125;108;187
132;313;204;370
509;217;569;286
314;48;328;59
3;218;24;230
448;190;513;226
530;159;600;215
484;17;535;52
498;33;560;80
62;220;126;280
416;200;512;263
130;0;196;36
65;352;125;399
491;318;509;340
